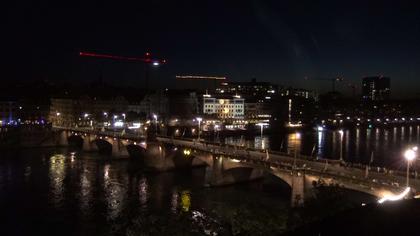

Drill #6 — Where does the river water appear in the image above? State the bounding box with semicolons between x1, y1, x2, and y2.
1;125;414;235
0;148;293;236
224;125;420;169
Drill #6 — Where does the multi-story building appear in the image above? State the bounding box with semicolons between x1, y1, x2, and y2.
281;87;317;100
0;101;17;126
49;96;129;127
215;78;279;122
203;95;244;119
362;76;391;101
216;78;278;97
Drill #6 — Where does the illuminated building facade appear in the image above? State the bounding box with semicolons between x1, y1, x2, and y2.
203;95;244;119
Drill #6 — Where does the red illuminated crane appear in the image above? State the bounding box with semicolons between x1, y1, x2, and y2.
79;51;166;90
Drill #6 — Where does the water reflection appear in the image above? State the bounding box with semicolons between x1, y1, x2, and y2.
180;190;191;212
79;166;91;213
49;154;66;207
138;177;148;208
287;132;301;155
317;129;324;157
254;136;270;150
355;128;360;159
103;164;127;219
222;125;420;168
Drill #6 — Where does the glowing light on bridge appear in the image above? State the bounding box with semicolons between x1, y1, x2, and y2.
183;149;191;156
378;187;411;204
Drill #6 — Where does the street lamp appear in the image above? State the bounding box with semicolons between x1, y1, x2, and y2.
404;147;417;187
339;130;344;162
196;117;202;141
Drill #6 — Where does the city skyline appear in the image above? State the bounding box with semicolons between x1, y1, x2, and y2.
3;1;420;97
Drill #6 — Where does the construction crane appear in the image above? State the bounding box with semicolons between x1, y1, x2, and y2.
79;51;166;90
304;77;343;92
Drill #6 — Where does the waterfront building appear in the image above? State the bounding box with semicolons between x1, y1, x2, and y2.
202;95;244;119
362;76;391;101
0;100;17;126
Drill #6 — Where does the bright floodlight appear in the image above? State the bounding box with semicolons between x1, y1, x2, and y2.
84;113;89;118
196;117;202;122
153;114;157;120
339;130;344;135
153;62;159;66
295;132;301;139
56;112;61;116
103;112;108;116
405;149;416;161
413;146;418;152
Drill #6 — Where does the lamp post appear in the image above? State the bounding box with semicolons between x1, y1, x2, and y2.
196;117;202;141
339;130;344;162
404;147;417;187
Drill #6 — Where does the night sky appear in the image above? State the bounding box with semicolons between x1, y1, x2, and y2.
3;0;420;97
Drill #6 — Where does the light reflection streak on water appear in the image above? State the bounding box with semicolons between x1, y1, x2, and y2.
332;131;337;156
287;133;301;155
103;164;126;219
355;128;360;159
366;128;371;155
180;190;191;212
393;127;397;146
345;130;350;160
417;126;420;141
138;177;148;208
317;130;324;157
401;126;405;142
409;126;413;142
374;128;380;151
49;154;66;207
80;166;91;212
254;136;269;150
171;189;179;213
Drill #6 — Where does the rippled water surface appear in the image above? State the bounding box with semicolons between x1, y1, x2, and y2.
224;125;420;168
0;148;291;236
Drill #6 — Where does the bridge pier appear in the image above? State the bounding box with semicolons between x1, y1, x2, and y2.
58;130;69;146
111;138;129;157
82;134;98;152
291;171;305;207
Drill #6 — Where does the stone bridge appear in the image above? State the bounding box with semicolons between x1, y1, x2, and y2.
51;127;420;206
